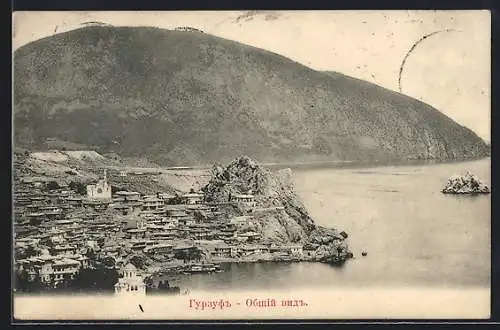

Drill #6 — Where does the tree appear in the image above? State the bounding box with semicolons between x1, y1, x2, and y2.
70;265;119;292
69;181;87;195
129;255;148;269
101;256;116;268
85;248;96;260
24;245;39;259
45;181;60;191
174;248;204;262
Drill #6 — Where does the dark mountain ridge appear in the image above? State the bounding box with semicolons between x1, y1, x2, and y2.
13;26;489;166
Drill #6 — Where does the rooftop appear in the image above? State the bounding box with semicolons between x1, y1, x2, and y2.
123;263;137;271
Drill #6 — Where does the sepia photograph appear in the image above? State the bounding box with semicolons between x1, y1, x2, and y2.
12;10;491;320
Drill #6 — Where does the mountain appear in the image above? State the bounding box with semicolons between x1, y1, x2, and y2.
13;26;489;166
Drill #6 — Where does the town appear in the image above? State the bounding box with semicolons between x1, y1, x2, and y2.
13;165;316;295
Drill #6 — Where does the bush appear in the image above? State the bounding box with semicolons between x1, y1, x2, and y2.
45;181;60;191
69;181;87;195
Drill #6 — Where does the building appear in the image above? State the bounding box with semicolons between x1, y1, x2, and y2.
142;196;165;211
36;257;81;285
114;191;141;203
289;245;303;256
212;243;238;258
231;193;256;208
86;170;112;200
157;192;176;201
126;229;147;240
67;197;83;208
114;263;146;296
181;192;204;205
144;243;174;255
51;244;77;256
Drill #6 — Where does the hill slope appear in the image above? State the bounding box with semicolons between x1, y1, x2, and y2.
13;26;489;166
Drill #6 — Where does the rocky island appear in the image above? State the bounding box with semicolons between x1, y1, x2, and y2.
442;171;490;194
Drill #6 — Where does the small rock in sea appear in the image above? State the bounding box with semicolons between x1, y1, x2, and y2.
441;171;490;194
361;251;368;257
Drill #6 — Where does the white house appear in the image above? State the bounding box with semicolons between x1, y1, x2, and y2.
232;193;256;208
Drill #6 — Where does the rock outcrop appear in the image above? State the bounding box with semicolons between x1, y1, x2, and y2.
442;171;490;194
202;156;351;262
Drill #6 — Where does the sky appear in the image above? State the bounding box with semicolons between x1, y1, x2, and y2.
12;10;491;142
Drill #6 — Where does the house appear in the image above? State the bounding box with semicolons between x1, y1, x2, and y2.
150;231;177;241
157;192;176;202
240;244;267;255
130;240;148;251
37;257;81;285
189;225;214;240
173;244;198;255
86;170;112;200
165;205;188;217
229;216;254;228
114;191;141;203
84;199;111;212
181;192;204;205
303;244;318;257
177;216;196;226
120;214;145;231
142;196;165;211
237;231;261;242
279;244;304;257
126;229;147;240
51;244;77;256
144;243;174;255
25;212;45;224
231;193;257;208
67;197;83;208
212;243;238;258
40;206;63;220
114;263;146;296
47;230;66;244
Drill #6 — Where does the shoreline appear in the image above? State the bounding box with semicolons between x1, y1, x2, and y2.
148;254;346;278
105;156;491;173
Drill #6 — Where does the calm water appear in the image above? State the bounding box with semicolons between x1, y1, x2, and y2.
168;158;491;292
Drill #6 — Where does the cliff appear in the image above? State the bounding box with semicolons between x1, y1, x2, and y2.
442;171;490;194
202;156;350;260
14;26;489;166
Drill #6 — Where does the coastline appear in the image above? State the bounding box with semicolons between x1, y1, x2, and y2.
106;155;491;174
148;253;345;278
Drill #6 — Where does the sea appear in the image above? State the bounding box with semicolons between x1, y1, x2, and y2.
167;157;491;292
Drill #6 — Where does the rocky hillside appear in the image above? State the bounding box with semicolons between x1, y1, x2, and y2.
12;149;178;195
202;156;350;261
13;26;489;166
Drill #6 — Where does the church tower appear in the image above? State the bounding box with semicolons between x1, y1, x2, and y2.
86;169;112;200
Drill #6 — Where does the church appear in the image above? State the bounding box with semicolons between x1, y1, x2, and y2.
114;263;146;296
86;169;112;200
